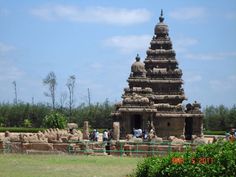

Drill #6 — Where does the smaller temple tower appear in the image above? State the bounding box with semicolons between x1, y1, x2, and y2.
112;10;203;140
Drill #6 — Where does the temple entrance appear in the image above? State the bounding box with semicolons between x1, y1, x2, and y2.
185;117;193;140
131;114;142;129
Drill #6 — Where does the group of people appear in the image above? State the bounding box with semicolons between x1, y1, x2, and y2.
132;128;148;139
89;129;113;142
89;129;100;141
89;127;152;142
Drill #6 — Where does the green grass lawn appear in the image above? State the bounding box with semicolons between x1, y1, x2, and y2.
0;154;141;177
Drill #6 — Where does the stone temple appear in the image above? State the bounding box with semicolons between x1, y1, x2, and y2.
112;10;203;140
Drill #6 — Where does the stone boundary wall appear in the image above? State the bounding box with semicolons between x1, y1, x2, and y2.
0;128;213;156
0;140;199;157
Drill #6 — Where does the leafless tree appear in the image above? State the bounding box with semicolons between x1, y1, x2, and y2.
12;81;18;104
87;88;91;107
43;72;57;110
66;75;76;120
60;92;67;110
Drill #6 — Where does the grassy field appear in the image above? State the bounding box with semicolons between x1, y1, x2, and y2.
0;154;141;177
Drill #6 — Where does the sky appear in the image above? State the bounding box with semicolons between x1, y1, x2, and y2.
0;0;236;108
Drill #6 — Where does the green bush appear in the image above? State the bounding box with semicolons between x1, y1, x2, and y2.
23;119;32;128
0;116;6;127
0;127;45;133
43;112;67;129
134;141;236;177
203;130;225;135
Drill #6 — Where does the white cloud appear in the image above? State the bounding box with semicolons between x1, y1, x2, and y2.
173;37;198;53
184;52;236;60
104;35;151;53
30;5;151;25
184;72;202;83
185;75;202;83
0;42;15;54
228;75;236;81
175;37;236;61
90;63;103;70
169;7;206;21
0;60;24;81
210;75;236;91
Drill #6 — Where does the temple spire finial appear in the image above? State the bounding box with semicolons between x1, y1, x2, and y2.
136;54;140;61
159;9;164;22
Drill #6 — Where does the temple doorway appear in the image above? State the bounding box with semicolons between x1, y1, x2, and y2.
131;114;142;129
185;117;193;140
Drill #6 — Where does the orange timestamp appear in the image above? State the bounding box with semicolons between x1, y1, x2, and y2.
171;157;214;164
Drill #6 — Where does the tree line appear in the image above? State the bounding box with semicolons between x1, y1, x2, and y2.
4;72;236;131
203;105;236;131
0;102;235;131
0;100;115;129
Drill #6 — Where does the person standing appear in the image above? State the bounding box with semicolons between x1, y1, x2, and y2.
95;129;99;141
103;130;108;142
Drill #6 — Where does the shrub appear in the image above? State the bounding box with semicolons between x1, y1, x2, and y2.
0;127;45;133
203;130;225;135
0;116;6;127
43;112;67;129
134;141;236;177
23;119;32;128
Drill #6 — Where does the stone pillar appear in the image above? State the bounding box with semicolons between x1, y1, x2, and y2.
113;122;120;141
83;121;89;140
200;117;204;136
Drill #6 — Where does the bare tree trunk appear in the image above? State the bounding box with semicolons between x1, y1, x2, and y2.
87;88;91;106
43;71;57;111
12;81;18;104
67;75;76;122
60;92;67;110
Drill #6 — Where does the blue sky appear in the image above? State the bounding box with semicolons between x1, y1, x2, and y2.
0;0;236;108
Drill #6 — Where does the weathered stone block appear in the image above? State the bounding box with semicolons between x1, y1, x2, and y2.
109;145;122;156
9;134;20;142
148;144;159;151
148;144;171;155
61;136;68;143
157;145;171;151
132;144;149;157
53;143;69;152
22;143;31;152
10;142;22;153
150;136;163;143
123;144;133;156
171;138;185;145
172;145;184;152
136;144;149;152
193;137;208;145
30;143;53;151
67;123;78;129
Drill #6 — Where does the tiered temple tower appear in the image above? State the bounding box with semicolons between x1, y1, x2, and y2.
112;10;203;140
